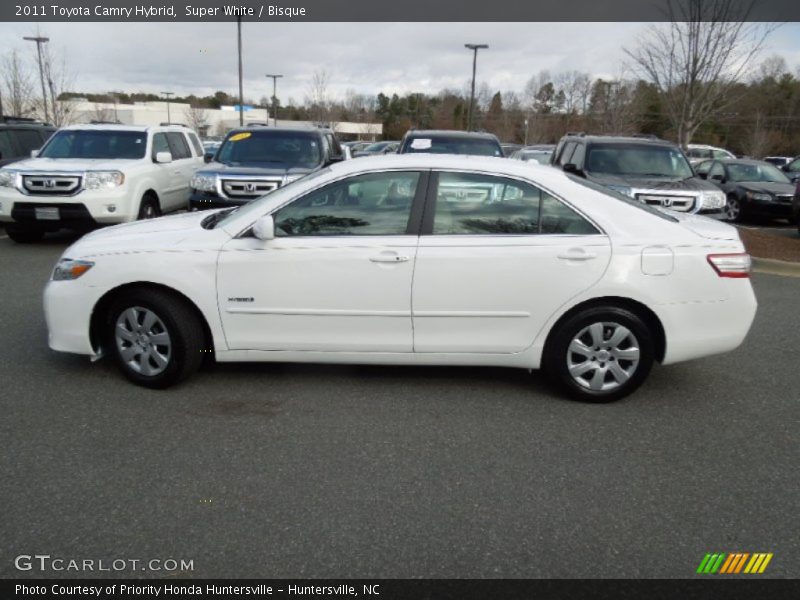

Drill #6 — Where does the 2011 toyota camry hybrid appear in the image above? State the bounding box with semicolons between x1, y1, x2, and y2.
43;154;757;402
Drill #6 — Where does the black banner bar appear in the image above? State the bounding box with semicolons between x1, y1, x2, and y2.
3;579;800;600
2;0;800;22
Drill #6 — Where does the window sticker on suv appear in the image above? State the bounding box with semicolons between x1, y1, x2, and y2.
410;138;432;150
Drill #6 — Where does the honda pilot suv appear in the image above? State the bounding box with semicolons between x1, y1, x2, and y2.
550;134;725;215
189;126;345;210
0;123;204;242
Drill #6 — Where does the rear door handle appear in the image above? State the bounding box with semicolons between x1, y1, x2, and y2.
370;254;409;263
557;248;597;261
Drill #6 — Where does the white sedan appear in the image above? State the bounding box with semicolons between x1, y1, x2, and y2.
44;154;757;402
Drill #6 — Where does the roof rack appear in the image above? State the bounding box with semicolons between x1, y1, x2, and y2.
89;120;123;125
159;122;188;127
2;115;44;124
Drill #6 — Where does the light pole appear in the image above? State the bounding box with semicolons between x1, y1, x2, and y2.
162;92;174;123
265;74;283;127
524;118;529;146
464;43;488;132
23;35;50;123
109;90;123;122
237;16;244;127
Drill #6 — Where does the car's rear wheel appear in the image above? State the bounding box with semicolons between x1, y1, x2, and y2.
137;193;160;220
6;224;45;243
725;196;742;222
544;306;655;403
106;289;203;388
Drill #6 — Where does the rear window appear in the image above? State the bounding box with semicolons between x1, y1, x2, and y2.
402;135;503;157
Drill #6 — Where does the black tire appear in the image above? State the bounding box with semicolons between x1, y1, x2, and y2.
6;224;45;243
137;193;161;220
544;306;655;403
106;288;204;389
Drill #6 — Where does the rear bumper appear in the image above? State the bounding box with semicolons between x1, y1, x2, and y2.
656;281;757;365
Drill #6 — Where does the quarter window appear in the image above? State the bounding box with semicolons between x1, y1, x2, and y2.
431;172;598;235
274;171;420;237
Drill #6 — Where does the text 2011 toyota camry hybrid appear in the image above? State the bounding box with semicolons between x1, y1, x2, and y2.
43;154;756;402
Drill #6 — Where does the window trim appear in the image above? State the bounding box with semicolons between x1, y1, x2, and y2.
265;169;431;239
420;169;605;237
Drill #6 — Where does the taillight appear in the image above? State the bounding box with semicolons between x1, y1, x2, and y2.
707;253;751;278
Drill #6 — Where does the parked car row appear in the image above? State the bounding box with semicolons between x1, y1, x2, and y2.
2;119;799;242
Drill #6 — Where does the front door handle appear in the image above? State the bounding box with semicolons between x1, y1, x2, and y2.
557;248;597;261
370;254;409;263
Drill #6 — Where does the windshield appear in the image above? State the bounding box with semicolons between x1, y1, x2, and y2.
585;143;694;178
520;151;553;164
727;163;790;184
214;167;333;230
39;130;147;159
566;173;679;222
403;135;503;157
216;131;323;168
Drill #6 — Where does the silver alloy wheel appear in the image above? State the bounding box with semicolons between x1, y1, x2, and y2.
566;322;641;392
115;306;172;376
726;197;740;221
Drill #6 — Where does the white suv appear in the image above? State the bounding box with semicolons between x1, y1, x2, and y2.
0;124;204;242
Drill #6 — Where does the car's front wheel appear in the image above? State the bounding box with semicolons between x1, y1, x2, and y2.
137;193;161;220
544;306;655;403
106;289;204;388
725;196;743;222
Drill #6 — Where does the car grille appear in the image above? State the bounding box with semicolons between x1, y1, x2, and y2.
635;193;695;212
220;179;281;200
775;194;793;204
22;174;82;196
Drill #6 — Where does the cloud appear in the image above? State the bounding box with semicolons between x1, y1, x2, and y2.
1;21;798;103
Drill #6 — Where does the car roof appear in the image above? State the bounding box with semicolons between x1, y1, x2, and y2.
60;123;192;133
715;158;776;166
226;126;326;136
563;134;675;147
404;130;500;140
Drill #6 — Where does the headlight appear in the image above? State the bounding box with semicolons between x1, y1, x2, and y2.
190;174;217;192
745;191;772;202
84;171;124;190
0;169;17;188
605;184;634;197
52;258;94;281
700;190;726;209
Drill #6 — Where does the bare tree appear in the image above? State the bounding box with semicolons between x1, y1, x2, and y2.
184;104;210;135
625;0;779;147
2;50;35;117
554;70;592;114
37;42;76;126
306;69;331;125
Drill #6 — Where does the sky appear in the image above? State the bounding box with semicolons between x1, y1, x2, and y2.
2;21;800;105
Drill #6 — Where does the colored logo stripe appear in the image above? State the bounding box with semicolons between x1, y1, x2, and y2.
698;552;773;574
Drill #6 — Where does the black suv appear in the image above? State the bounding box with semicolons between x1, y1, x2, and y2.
398;130;504;157
550;133;725;215
0;117;56;167
189;126;344;210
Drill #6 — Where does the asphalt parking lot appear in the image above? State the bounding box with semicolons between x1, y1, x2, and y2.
1;231;798;579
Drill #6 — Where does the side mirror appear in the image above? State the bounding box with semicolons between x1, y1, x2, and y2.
252;215;275;241
710;174;725;183
155;151;173;164
204;152;214;163
562;163;584;176
30;149;39;158
697;172;708;180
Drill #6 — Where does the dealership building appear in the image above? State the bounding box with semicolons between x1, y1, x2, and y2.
59;98;383;140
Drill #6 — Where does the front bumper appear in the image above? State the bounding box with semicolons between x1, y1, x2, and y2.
0;187;137;227
189;191;251;211
43;279;103;356
742;197;793;218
